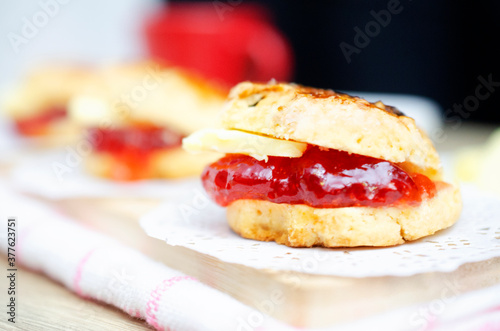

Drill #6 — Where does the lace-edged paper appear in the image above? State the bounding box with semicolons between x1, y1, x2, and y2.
140;183;500;277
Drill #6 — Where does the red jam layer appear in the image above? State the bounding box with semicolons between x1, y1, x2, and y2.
202;146;436;208
88;125;183;153
87;125;183;181
15;107;66;136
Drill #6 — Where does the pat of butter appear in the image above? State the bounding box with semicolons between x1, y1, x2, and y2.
68;96;113;126
182;129;307;161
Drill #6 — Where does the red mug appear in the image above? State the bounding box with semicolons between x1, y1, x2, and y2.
143;3;293;87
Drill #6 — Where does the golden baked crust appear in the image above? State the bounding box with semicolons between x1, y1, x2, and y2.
221;82;442;179
85;147;221;180
226;183;461;247
3;66;93;119
70;61;227;135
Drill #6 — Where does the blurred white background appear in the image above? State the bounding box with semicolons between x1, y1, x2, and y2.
0;0;160;90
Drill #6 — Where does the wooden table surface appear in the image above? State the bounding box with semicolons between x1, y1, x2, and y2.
1;122;498;331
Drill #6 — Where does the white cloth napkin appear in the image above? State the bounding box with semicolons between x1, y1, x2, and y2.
0;186;294;331
1;185;500;331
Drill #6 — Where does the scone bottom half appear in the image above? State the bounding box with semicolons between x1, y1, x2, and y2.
182;82;462;248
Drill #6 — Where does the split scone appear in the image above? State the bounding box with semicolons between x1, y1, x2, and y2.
183;82;462;247
2;66;93;142
69;61;225;181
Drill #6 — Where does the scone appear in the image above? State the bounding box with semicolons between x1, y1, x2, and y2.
69;61;225;181
183;82;462;247
2;66;93;143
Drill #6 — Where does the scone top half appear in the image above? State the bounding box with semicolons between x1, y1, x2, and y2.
69;61;227;135
2;66;94;137
222;82;442;180
67;61;226;181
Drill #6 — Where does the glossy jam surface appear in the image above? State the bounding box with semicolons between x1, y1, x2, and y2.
15;107;66;136
202;146;436;208
88;125;183;181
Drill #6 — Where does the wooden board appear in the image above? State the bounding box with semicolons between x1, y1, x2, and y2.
54;197;500;328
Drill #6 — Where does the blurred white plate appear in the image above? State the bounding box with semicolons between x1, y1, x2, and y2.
9;149;199;200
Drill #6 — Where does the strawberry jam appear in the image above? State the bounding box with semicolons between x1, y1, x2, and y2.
202;146;436;208
15;107;66;136
87;125;183;181
88;125;182;154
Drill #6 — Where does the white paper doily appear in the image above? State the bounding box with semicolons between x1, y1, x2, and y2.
10;150;199;200
140;183;500;277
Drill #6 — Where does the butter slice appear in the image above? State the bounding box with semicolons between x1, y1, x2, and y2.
69;96;113;126
182;129;307;161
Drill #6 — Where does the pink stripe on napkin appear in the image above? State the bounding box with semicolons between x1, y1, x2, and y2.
73;248;98;297
146;276;198;331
